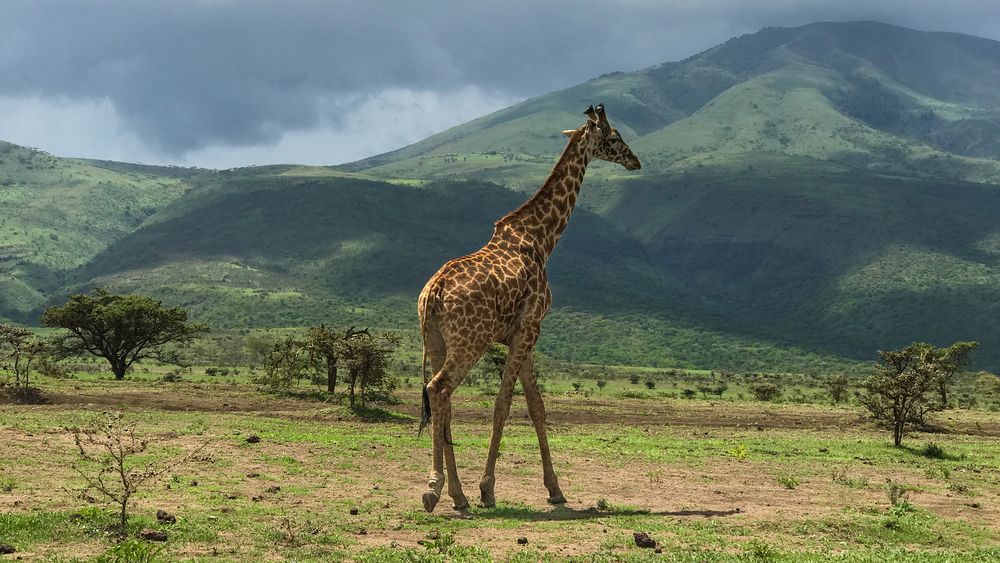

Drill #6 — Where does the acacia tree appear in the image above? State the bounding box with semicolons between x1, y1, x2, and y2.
254;335;310;390
304;325;368;394
858;342;976;447
0;323;46;387
341;331;400;407
43;289;207;380
826;374;851;404
932;341;978;406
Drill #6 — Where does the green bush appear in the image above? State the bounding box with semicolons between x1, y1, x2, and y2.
751;382;783;401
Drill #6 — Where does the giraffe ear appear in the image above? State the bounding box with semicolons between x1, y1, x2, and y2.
561;129;576;138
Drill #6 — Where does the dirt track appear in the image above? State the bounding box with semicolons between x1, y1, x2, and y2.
39;384;1000;437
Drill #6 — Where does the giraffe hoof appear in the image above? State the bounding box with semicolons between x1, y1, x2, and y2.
422;491;440;513
478;498;496;509
547;494;567;505
452;497;470;511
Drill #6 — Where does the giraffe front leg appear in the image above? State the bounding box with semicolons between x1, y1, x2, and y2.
479;340;530;508
479;372;515;508
520;355;565;504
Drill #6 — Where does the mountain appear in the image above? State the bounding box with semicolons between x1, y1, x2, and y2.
342;21;1000;368
350;21;1000;188
4;21;1000;371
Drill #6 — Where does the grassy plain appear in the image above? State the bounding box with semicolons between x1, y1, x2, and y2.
1;371;998;561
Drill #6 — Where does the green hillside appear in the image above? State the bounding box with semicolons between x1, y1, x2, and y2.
67;166;845;372
0;142;191;318
4;21;1000;372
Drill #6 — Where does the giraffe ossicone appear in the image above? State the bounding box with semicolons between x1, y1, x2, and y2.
417;104;640;512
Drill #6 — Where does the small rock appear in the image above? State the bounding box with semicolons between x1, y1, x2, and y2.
819;447;829;453
246;435;261;444
251;495;264;502
383;502;390;509
372;485;379;490
246;472;260;478
517;536;528;545
155;510;176;524
633;532;656;549
0;543;15;555
357;528;367;535
265;486;281;494
349;507;359;515
427;530;440;540
189;480;198;487
968;502;982;509
207;515;218;521
225;493;240;500
655;547;663;554
139;528;168;542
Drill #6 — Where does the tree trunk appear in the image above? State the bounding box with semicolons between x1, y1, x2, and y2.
348;371;356;408
938;383;948;407
327;361;337;394
112;361;127;380
893;421;903;447
119;499;128;536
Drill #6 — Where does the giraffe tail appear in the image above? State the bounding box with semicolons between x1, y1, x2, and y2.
418;339;432;437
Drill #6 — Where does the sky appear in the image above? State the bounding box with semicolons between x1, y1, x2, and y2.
2;0;999;169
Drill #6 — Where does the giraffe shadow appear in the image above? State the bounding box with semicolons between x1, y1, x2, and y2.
472;505;740;522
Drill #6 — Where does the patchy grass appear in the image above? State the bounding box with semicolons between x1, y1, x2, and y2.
0;379;997;560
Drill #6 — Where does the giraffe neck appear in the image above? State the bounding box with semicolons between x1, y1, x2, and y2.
494;134;589;260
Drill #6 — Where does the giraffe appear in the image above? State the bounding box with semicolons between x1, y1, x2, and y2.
417;104;641;512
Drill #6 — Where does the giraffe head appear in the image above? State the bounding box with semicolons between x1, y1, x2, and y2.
563;104;641;170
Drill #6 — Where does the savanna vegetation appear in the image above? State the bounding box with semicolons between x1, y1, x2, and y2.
0;339;997;560
1;290;998;559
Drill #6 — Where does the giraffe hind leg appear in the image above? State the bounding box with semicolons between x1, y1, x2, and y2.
423;351;476;512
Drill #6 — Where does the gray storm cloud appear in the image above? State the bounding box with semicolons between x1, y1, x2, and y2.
1;0;999;167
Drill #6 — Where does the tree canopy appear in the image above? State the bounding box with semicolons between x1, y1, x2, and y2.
43;289;207;380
